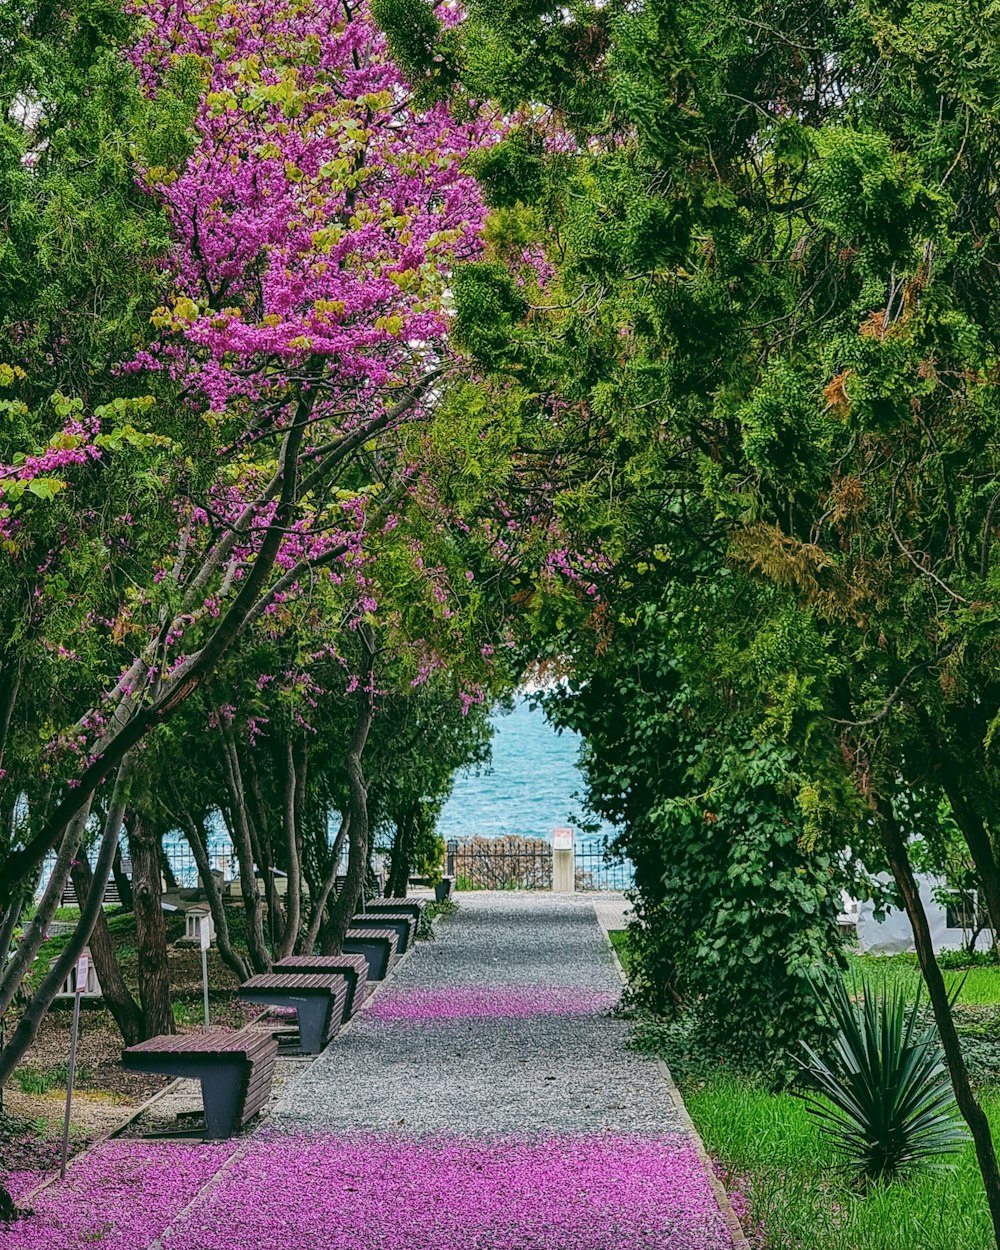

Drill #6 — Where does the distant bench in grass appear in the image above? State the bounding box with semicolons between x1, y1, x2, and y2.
238;973;348;1054
122;1026;278;1140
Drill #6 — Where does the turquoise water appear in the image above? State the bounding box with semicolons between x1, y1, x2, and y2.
438;696;606;846
45;695;626;894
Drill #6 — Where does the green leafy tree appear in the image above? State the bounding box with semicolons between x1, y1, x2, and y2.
372;0;1000;1231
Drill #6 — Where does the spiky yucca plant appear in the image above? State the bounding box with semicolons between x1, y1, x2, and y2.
797;973;968;1183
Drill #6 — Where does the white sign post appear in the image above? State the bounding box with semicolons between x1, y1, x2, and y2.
552;828;575;892
60;952;88;1180
199;916;211;1028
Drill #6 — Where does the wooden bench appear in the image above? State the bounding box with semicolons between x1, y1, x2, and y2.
272;954;369;1019
238;974;347;1054
351;911;418;954
342;927;399;981
122;1027;277;1140
363;899;426;924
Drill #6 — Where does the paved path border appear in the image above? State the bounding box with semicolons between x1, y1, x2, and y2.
591;899;751;1250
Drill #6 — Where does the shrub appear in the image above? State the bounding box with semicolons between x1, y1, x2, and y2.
798;974;968;1183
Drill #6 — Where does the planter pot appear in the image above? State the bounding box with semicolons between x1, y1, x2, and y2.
435;879;452;902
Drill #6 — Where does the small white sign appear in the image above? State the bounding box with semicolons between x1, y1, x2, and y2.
199;915;212;951
74;953;89;995
553;827;574;850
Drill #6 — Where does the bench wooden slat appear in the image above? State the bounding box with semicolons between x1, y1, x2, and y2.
272;955;368;1018
122;1026;277;1139
242;973;345;992
363;899;425;917
126;1030;262;1056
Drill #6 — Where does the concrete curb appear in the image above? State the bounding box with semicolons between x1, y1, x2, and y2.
591;904;751;1250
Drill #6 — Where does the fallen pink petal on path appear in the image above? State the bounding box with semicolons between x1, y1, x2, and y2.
367;985;620;1022
0;1141;233;1250
163;1132;732;1250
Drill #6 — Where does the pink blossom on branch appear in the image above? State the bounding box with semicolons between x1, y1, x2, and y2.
130;0;495;408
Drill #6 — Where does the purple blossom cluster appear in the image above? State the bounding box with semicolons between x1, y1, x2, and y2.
367;986;620;1022
163;1132;733;1250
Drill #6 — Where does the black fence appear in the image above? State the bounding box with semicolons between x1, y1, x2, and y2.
573;843;634;892
447;836;633;893
448;836;553;890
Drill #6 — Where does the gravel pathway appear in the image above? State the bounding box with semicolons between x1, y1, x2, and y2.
2;894;738;1250
273;892;679;1136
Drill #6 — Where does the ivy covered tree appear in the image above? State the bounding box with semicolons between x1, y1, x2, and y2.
372;0;1000;1232
543;585;847;1074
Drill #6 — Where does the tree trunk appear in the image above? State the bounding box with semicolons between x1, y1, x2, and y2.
219;732;271;972
276;736;302;960
321;628;376;955
386;806;415;898
916;709;1000;949
172;801;250;981
319;770;369;955
0;799;93;1020
0;765;130;1087
126;815;175;1038
303;812;350;954
0;903;22;974
111;843;133;911
70;856;143;1046
879;798;1000;1248
0;657;22;778
940;774;1000;949
244;743;285;943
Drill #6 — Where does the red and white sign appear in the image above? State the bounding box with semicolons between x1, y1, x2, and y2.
74;953;90;995
553;827;574;851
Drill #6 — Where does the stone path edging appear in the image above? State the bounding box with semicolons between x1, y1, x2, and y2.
591;900;751;1250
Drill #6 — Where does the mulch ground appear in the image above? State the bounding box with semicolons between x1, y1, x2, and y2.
4;935;255;1178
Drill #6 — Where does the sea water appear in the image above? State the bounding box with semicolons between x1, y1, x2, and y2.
439;695;599;841
43;696;632;893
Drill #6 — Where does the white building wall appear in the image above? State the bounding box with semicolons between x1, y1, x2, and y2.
856;873;995;955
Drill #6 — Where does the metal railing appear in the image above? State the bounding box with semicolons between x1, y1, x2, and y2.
448;836;553;890
573;843;634;892
446;835;634;892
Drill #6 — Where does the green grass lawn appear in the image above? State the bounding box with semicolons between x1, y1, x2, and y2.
688;1075;997;1250
846;952;1000;1007
608;930;1000;1250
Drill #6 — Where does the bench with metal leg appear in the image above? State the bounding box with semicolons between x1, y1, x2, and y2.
238;974;347;1053
351;911;418;953
342;928;399;980
272;954;369;1018
122;1027;278;1140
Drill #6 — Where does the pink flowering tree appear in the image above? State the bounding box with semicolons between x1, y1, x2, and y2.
0;0;499;1078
